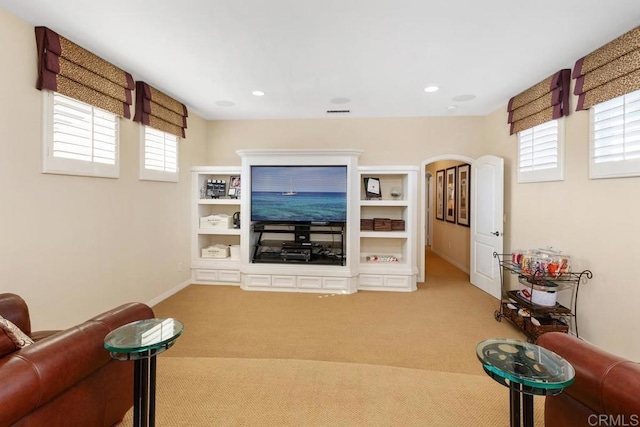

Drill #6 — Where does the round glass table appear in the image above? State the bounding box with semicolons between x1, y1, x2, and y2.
104;318;183;427
476;338;575;427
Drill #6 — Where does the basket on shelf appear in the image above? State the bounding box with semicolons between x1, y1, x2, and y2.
360;219;374;231
524;317;569;340
373;218;391;231
502;302;525;329
390;219;405;231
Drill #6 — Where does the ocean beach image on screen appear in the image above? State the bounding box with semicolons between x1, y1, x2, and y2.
251;166;347;222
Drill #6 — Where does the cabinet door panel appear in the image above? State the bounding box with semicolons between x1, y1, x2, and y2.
359;275;385;287
218;270;241;283
385;275;410;288
323;277;348;290
245;274;271;287
297;276;322;288
272;275;297;288
194;269;218;282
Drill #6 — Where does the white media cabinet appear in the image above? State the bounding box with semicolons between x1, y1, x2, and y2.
190;149;418;293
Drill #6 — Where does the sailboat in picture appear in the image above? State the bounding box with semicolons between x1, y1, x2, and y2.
282;178;297;196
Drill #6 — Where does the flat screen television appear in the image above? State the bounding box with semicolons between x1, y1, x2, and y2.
251;165;347;223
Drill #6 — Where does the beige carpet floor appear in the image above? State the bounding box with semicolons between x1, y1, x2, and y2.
116;250;545;426
117;357;544;426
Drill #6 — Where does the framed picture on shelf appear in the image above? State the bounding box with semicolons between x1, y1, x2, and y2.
364;177;382;200
457;164;470;227
435;170;445;221
228;175;241;198
445;167;456;223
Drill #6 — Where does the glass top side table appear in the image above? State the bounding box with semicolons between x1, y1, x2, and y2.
476;338;575;427
105;318;183;427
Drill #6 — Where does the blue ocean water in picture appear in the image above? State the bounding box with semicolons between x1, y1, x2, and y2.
251;191;347;222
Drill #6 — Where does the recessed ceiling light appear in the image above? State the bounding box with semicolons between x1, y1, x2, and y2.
330;97;351;104
424;86;439;93
452;94;476;102
252;91;265;97
215;100;236;107
446;105;458;112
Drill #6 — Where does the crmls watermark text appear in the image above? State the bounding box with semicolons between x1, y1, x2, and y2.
588;414;640;426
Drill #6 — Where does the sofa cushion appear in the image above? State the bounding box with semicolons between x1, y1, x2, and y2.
0;329;16;357
0;315;34;349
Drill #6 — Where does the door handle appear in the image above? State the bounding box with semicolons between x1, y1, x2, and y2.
491;231;501;236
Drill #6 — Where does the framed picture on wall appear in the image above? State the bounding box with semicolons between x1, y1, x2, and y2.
435;170;445;221
445;167;456;223
457;164;470;227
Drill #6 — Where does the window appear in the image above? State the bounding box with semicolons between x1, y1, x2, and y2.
590;89;640;179
139;126;179;182
42;91;119;178
517;120;564;183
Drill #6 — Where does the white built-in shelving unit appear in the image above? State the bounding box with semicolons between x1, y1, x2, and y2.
358;166;418;291
191;166;242;284
190;151;418;293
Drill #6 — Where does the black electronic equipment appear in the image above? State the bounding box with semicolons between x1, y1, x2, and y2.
280;247;312;262
294;225;310;243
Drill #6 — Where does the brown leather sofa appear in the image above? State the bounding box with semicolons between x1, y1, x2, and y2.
538;332;640;427
0;293;154;427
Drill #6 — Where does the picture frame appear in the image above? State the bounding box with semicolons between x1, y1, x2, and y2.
228;175;241;198
445;167;456;223
435;170;445;221
364;177;382;200
456;164;470;227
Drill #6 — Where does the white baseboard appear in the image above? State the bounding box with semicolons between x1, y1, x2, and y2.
431;249;470;274
147;279;191;308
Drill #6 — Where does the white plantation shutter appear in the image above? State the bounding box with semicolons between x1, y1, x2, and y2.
517;120;564;183
140;126;179;182
591;89;640;178
43;91;119;178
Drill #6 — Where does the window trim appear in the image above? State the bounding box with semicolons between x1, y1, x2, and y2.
42;91;120;179
139;126;179;183
516;119;565;184
589;90;640;180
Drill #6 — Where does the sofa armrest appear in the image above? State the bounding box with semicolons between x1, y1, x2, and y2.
0;293;31;335
30;330;60;342
537;332;640;417
89;302;154;333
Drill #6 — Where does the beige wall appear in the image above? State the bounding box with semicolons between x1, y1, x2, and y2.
426;161;470;272
0;9;208;330
206;117;487;166
485;104;640;360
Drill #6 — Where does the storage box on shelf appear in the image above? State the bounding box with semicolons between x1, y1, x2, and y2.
191;167;242;285
493;251;592;341
358;166;418;292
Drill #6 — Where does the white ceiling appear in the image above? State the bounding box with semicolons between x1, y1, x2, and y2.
2;1;640;120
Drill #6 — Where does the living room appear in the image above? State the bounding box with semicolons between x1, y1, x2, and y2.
1;2;639;423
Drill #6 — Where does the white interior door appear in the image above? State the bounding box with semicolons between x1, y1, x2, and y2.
426;174;432;245
470;155;504;299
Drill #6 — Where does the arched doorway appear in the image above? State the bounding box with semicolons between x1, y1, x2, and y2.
420;155;504;300
419;155;474;283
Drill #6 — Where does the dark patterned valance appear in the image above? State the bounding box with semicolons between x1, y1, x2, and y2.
35;27;134;118
507;69;571;135
134;81;188;138
573;26;640;110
